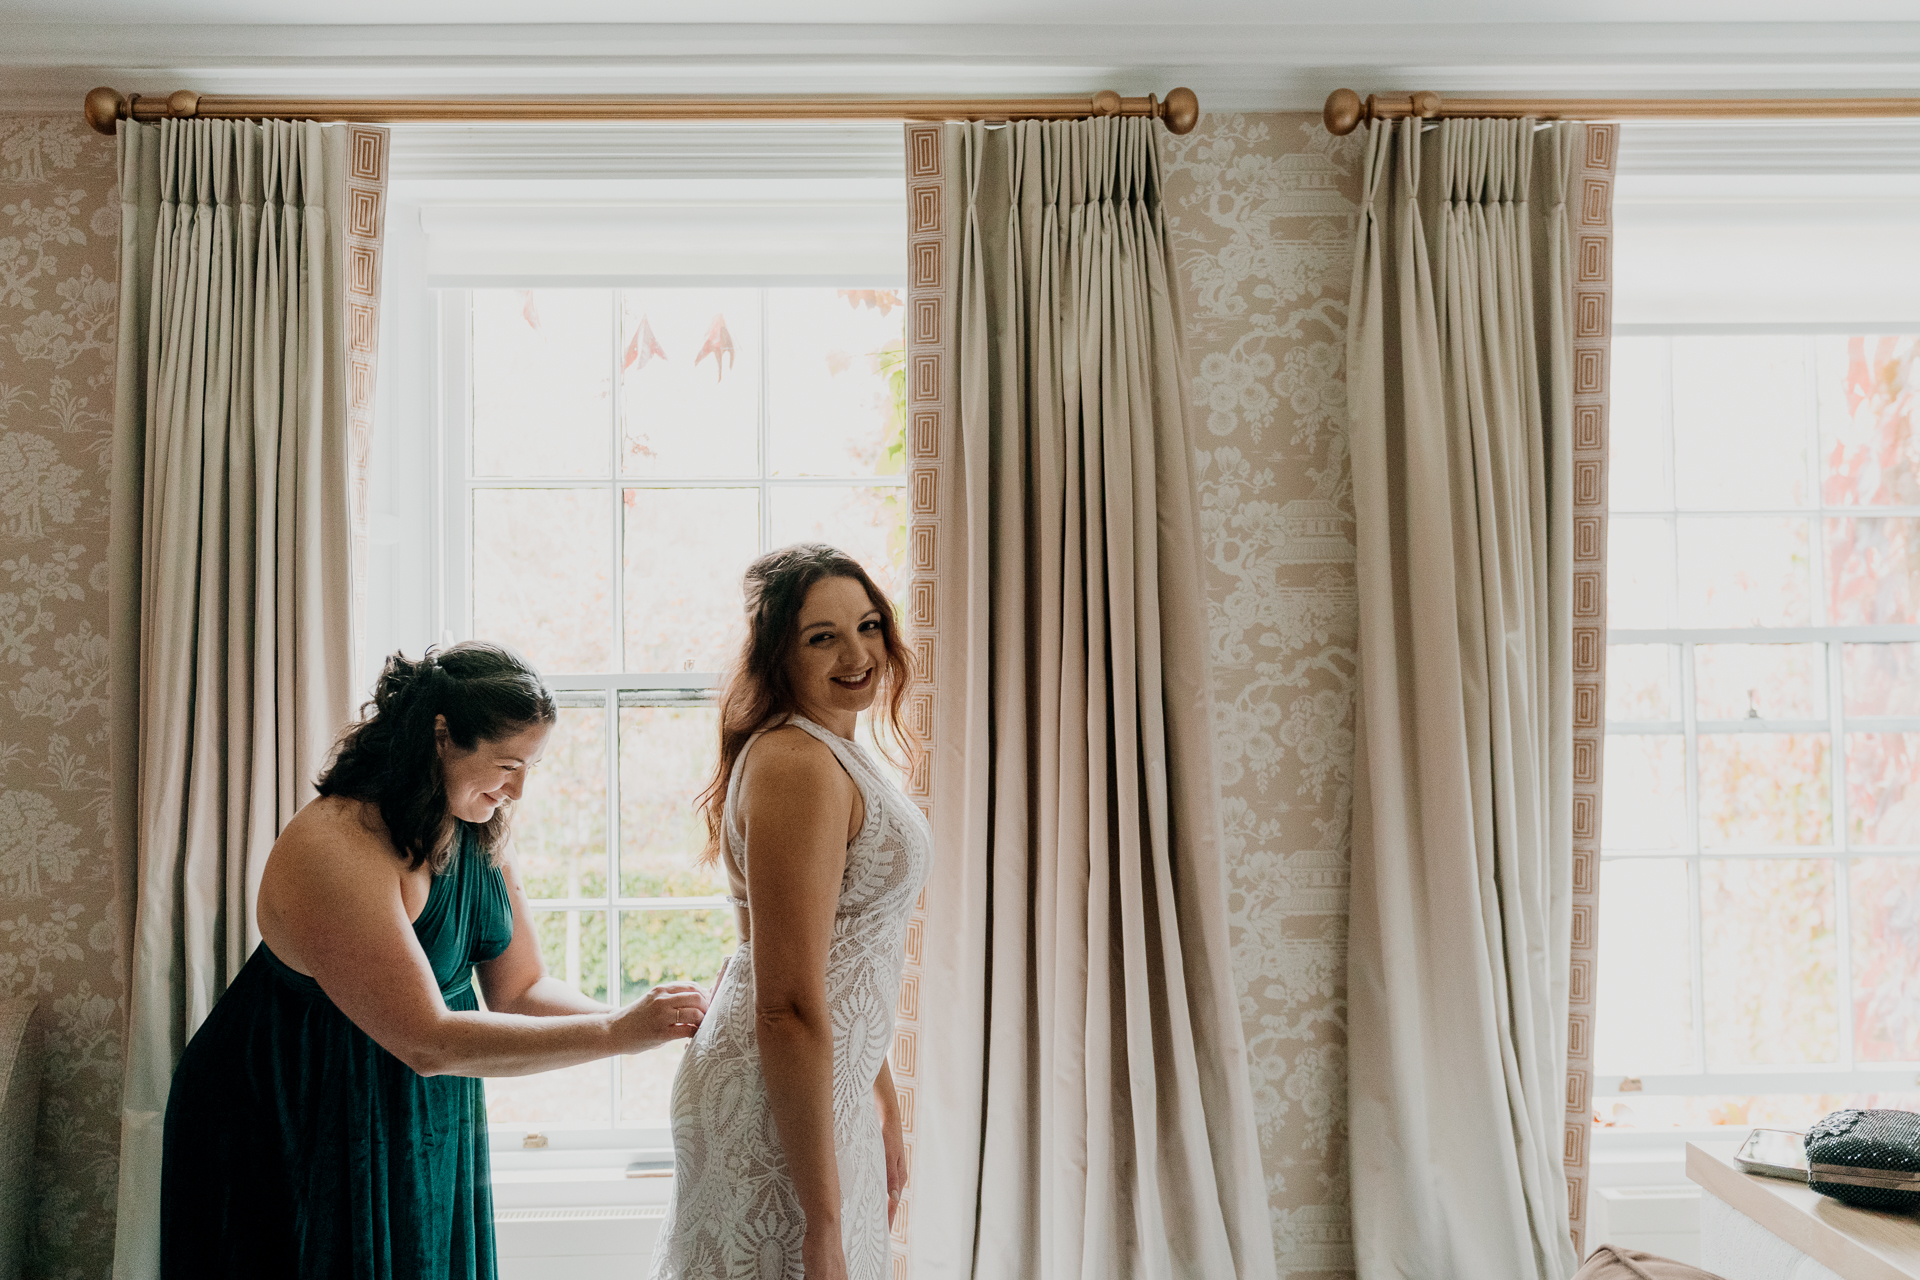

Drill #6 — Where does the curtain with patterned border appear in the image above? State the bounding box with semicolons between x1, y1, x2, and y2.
106;117;386;1280
893;117;1274;1280
1344;116;1614;1279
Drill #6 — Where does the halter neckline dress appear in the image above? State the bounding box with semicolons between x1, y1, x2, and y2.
161;824;512;1280
649;715;932;1280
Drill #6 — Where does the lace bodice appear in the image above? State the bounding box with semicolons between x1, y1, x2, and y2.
648;716;931;1280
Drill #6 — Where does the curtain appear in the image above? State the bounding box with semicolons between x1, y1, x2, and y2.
1345;116;1615;1279
107;117;388;1280
891;117;1275;1280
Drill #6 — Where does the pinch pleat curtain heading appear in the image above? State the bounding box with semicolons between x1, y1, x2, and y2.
897;117;1275;1280
106;117;385;1280
1345;116;1614;1280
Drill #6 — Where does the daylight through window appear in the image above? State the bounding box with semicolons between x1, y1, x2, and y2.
1598;333;1920;1130
446;286;908;1136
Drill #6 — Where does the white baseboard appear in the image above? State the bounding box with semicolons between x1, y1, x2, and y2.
1589;1185;1703;1266
495;1204;665;1278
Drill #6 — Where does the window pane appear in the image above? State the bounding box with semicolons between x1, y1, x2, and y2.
617;907;738;1129
617;907;735;1004
1670;335;1813;510
618;289;761;479
1702;858;1838;1068
1595;858;1695;1074
1852;857;1920;1061
485;1063;611;1129
768;485;909;602
1842;642;1920;716
1676;517;1812;628
535;908;609;1003
767;289;907;478
473;489;614;674
622;488;759;673
1609;337;1671;513
1817;335;1920;506
1606;644;1677;722
1601;735;1687;851
1847;733;1920;846
485;908;613;1128
620;706;726;897
512;705;607;899
472;289;612;478
1697;733;1831;848
1608;517;1676;629
1694;643;1825;722
1826;517;1920;625
1599;1091;1920;1131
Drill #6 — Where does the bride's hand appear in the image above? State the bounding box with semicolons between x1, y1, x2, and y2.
801;1224;848;1280
610;982;707;1054
882;1106;907;1225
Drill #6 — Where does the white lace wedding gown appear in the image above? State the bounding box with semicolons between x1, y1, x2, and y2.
648;716;931;1280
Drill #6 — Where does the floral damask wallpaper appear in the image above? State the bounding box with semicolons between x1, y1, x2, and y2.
0;115;124;1279
0;109;1361;1279
1163;114;1363;1278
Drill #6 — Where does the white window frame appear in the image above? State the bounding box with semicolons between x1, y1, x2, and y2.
1597;323;1920;1127
429;279;907;1161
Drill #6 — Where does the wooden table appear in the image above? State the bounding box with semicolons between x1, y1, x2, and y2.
1687;1142;1920;1280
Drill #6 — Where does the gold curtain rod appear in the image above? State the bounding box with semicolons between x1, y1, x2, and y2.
1324;87;1920;136
84;86;1200;138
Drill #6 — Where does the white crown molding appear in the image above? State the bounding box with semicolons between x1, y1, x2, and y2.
7;21;1920;116
388;122;906;183
1618;121;1920;174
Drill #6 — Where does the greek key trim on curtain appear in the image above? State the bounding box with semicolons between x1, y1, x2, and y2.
1563;123;1616;1262
1345;116;1614;1280
896;116;1275;1280
106;116;387;1280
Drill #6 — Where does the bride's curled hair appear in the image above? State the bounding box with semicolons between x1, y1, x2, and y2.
316;640;557;873
697;544;916;866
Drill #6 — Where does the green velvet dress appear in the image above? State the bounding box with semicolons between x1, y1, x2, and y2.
162;826;513;1280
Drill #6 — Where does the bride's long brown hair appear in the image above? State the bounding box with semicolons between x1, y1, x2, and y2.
697;543;916;867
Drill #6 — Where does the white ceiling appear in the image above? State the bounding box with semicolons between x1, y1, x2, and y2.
5;0;1920;22
6;10;1920;116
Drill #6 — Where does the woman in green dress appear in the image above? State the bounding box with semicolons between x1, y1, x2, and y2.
161;642;707;1280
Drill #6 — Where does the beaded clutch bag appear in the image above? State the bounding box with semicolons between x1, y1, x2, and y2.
1804;1108;1920;1212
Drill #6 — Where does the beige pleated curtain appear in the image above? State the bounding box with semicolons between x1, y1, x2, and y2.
107;117;386;1279
894;118;1275;1280
1346;117;1615;1279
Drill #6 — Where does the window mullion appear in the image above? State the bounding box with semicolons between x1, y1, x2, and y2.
607;292;626;1131
1681;640;1709;1076
759;287;772;553
1830;638;1855;1074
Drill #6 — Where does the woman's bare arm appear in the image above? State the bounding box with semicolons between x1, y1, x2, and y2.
741;728;858;1238
474;850;610;1017
874;1057;907;1225
259;801;703;1078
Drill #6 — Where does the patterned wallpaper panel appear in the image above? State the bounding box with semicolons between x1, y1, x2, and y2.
1162;113;1363;1280
0;108;1367;1280
0;115;126;1279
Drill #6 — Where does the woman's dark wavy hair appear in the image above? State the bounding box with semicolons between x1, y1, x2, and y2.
316;641;558;873
696;543;916;867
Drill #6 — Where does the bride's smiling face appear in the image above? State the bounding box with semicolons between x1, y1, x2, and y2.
785;575;888;732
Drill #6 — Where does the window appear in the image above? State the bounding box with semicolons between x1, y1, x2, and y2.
439;285;908;1141
1597;332;1920;1130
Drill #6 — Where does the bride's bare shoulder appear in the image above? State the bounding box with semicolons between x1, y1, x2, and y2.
741;726;851;797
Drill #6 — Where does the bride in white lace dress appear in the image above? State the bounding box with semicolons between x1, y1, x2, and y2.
650;545;930;1280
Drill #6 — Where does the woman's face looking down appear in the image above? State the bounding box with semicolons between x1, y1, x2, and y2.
786;575;888;731
437;717;551;825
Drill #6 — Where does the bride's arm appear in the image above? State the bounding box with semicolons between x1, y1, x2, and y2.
741;729;858;1251
874;1058;906;1224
